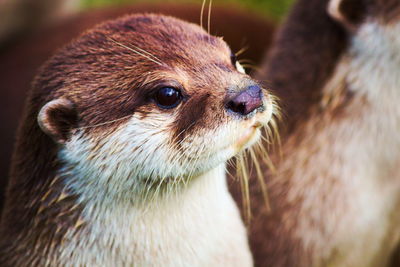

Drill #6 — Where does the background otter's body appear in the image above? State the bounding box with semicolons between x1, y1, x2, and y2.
239;0;400;266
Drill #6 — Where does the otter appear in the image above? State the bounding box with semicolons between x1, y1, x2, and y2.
0;14;276;266
0;2;275;213
233;0;400;266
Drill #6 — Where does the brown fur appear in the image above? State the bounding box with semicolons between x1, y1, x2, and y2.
258;0;348;132
331;0;400;26
373;0;400;23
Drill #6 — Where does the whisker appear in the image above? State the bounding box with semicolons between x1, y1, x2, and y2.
186;142;206;179
249;147;271;212
168;121;197;147
207;0;213;36
226;159;236;180
158;130;197;197
242;64;262;73
269;116;282;158
260;132;273;145
128;42;164;64
107;37;163;66
258;136;277;174
237;58;255;64
237;153;251;224
235;46;249;57
200;0;207;29
157;139;186;195
74;115;132;130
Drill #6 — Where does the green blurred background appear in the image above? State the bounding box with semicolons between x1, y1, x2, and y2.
81;0;294;20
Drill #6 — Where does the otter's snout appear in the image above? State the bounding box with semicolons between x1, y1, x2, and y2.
225;85;263;116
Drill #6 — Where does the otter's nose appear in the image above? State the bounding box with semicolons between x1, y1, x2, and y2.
225;85;263;116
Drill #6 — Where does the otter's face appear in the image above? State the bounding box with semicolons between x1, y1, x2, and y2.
36;14;275;194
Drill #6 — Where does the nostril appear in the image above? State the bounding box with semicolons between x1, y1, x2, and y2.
227;100;247;115
225;85;264;116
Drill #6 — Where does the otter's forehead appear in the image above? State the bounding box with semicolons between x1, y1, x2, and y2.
41;14;232;96
95;14;230;67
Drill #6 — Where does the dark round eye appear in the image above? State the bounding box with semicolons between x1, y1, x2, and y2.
154;87;182;109
230;52;237;66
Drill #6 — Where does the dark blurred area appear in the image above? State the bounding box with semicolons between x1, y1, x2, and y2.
0;0;278;212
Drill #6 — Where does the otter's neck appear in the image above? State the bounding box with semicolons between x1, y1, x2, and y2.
57;164;252;267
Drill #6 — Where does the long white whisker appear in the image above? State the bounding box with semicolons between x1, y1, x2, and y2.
200;0;207;29
107;37;163;66
128;42;164;64
74;115;132;130
249;147;271;212
207;0;213;36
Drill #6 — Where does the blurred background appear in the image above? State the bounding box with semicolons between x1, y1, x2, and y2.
0;0;294;49
0;0;293;209
80;0;294;19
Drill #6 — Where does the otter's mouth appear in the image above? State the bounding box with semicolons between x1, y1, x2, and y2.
233;98;274;151
235;122;263;150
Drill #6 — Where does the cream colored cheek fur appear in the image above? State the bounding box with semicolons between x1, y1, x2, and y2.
60;110;257;194
295;21;400;266
60;114;174;198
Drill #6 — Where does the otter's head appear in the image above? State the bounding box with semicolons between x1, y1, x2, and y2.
326;0;400;103
34;14;275;198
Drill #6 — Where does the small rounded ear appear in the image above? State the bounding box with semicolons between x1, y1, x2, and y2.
37;98;78;144
328;0;367;31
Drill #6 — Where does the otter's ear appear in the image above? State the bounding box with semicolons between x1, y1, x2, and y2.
38;99;78;144
328;0;367;30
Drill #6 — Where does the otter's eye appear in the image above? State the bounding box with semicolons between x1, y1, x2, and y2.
154;87;182;109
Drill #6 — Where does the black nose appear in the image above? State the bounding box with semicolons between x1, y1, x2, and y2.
225;85;263;116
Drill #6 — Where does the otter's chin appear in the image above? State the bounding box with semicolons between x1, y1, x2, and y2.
234;124;262;151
